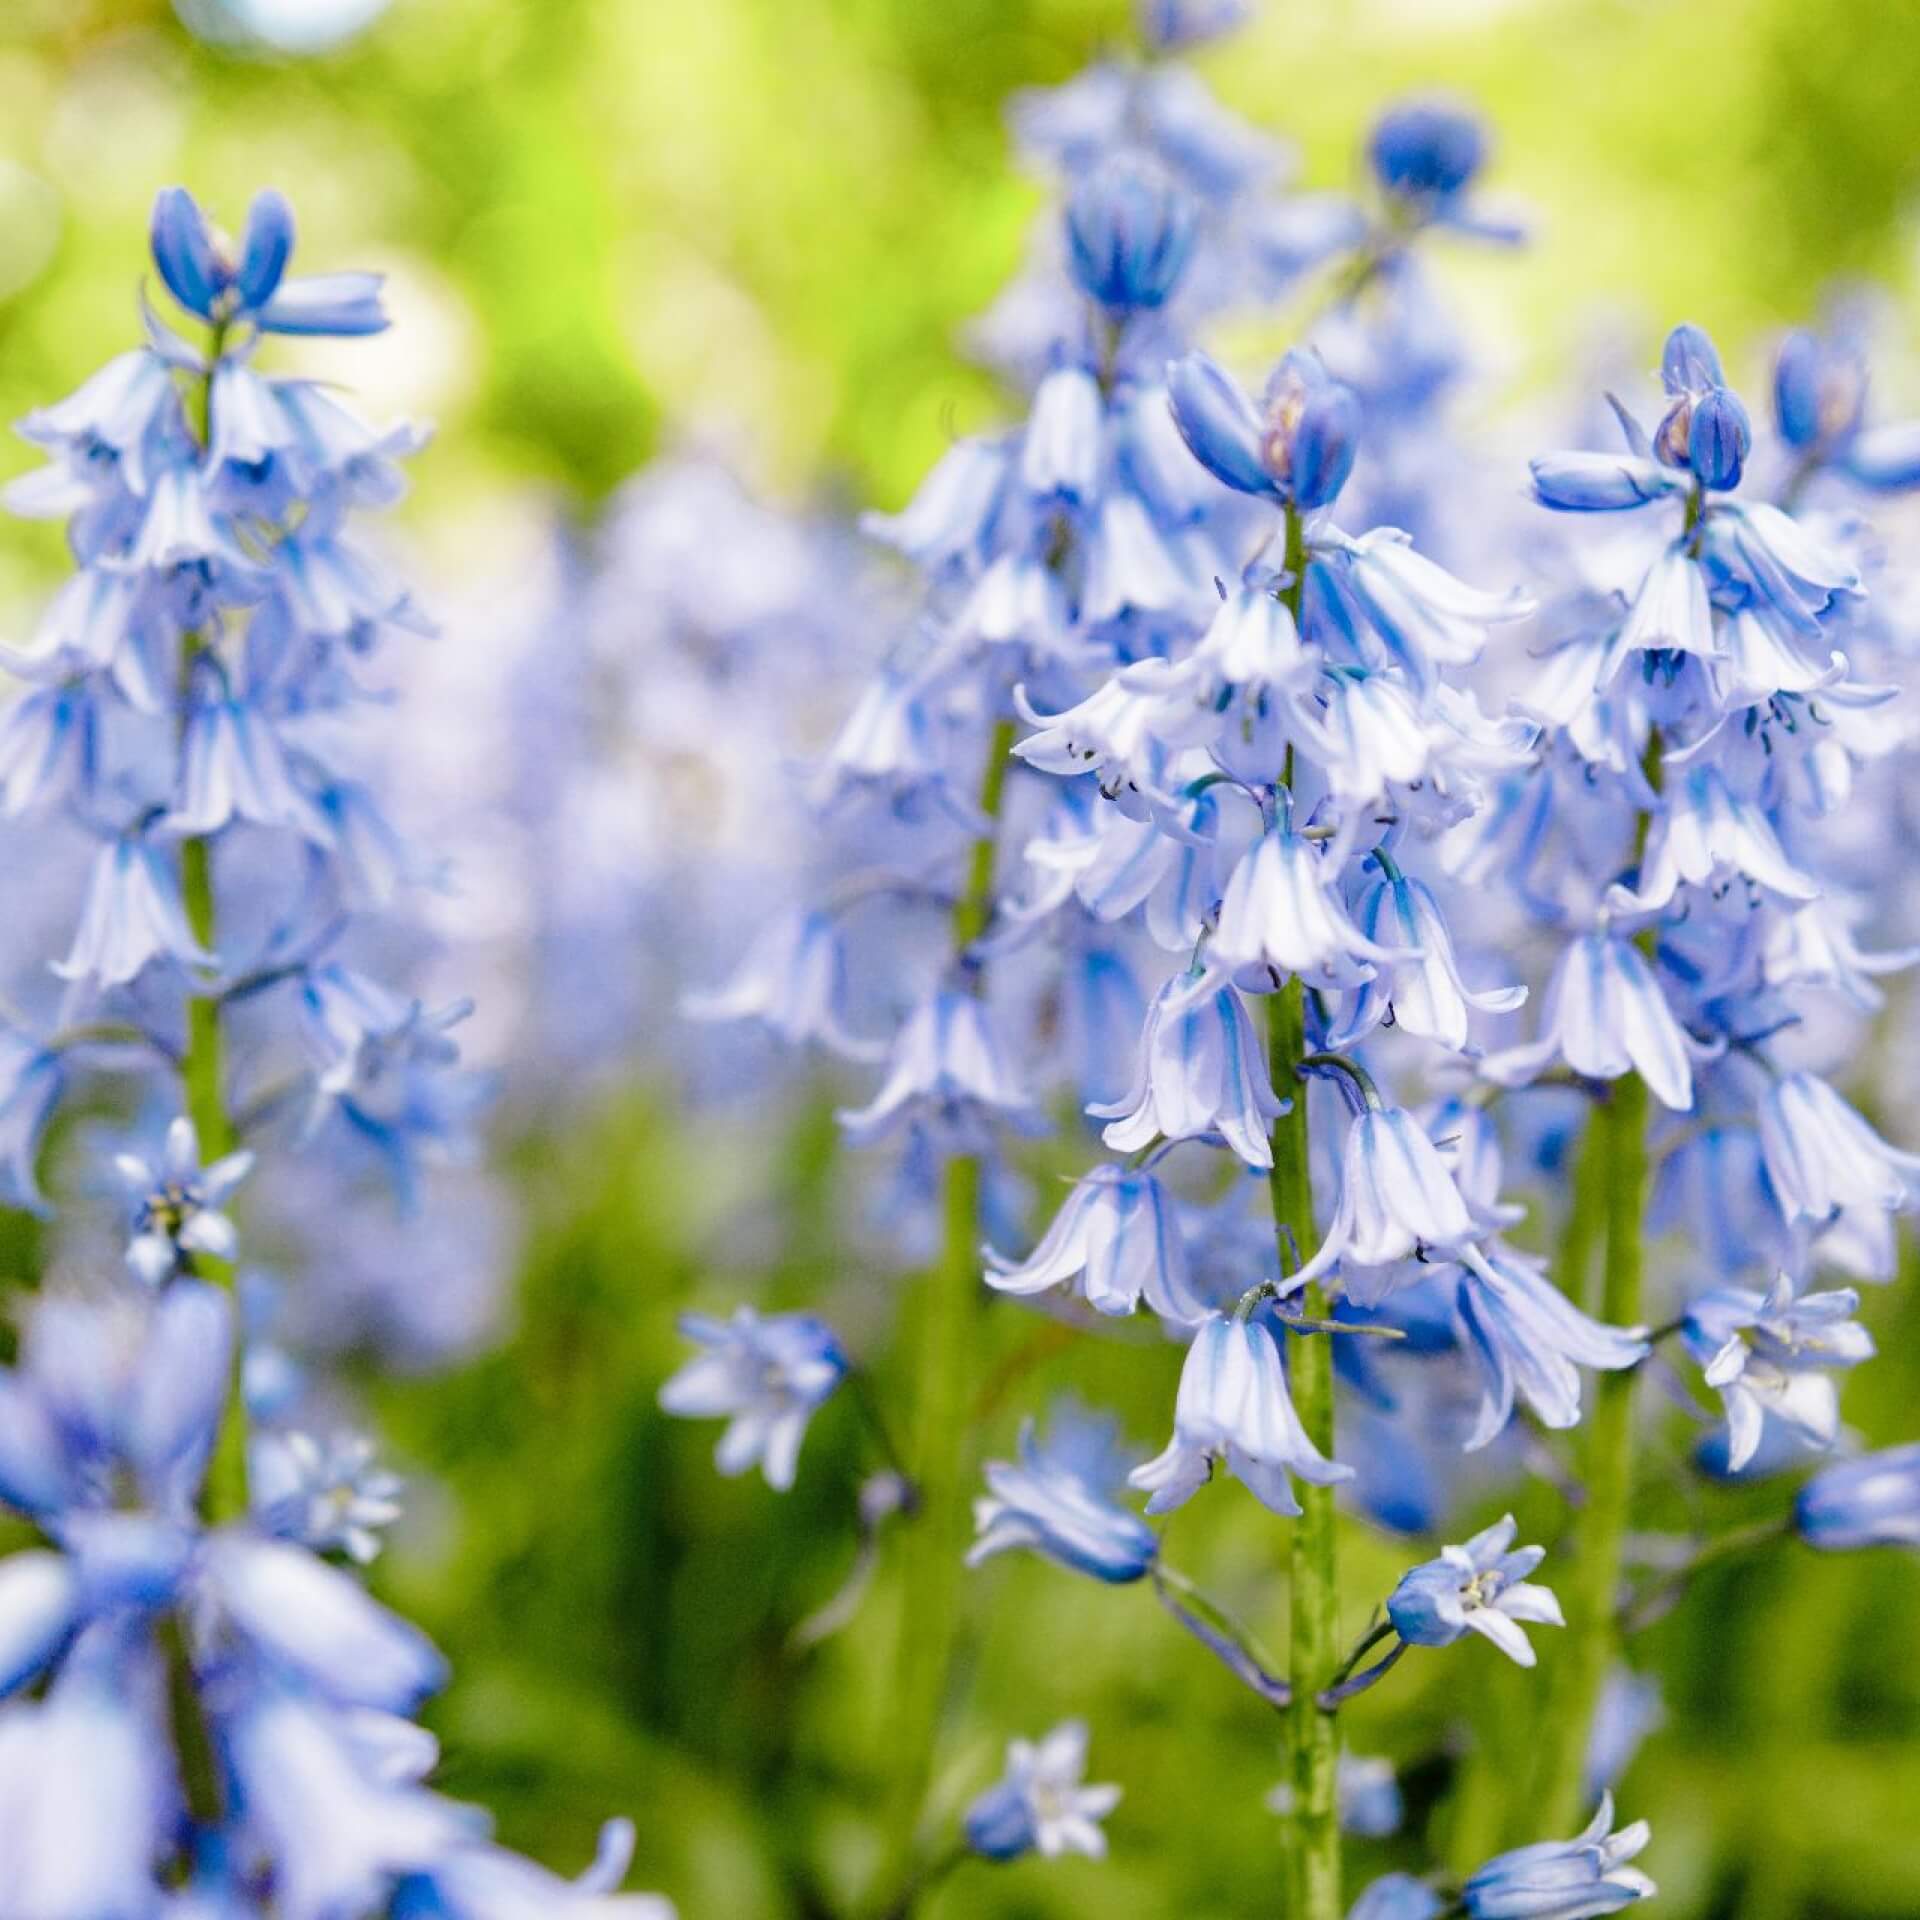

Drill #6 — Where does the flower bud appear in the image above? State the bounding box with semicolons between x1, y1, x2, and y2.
1259;352;1360;510
1368;98;1485;206
1686;385;1752;490
1065;155;1197;315
1773;328;1866;453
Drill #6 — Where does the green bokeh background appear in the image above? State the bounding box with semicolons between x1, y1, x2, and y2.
2;2;1919;1916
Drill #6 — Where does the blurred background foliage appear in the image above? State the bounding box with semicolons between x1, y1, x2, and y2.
2;0;1919;1915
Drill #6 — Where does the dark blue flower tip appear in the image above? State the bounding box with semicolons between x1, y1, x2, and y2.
1367;98;1486;206
1261;351;1360;510
964;1781;1037;1862
1660;322;1725;396
1066;154;1198;316
1773;328;1867;453
1687;386;1752;490
234;189;296;311
150;187;225;321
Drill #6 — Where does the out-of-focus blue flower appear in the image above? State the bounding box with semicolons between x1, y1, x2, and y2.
1130;1312;1352;1517
1773;327;1867;455
1065;155;1197;315
0;1031;64;1214
1461;1794;1656;1917
1757;1071;1920;1226
1269;1751;1403;1837
838;988;1038;1153
987;1164;1208;1324
114;1115;255;1287
1349;1873;1444;1920
1368;98;1484;210
1090;976;1282;1170
394;1817;678;1920
1387;1513;1564;1667
1795;1443;1920;1551
965;1719;1121;1862
1682;1273;1872;1473
968;1404;1157;1584
659;1307;847;1492
151;186;388;337
1483;933;1700;1113
251;1429;404;1565
684;910;882;1062
1167;348;1359;509
54;834;215;989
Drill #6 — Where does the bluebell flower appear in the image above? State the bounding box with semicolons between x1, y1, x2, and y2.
1292;1106;1485;1298
1330;867;1525;1050
987;1164;1209;1323
295;964;471;1112
837;988;1038;1152
166;674;330;842
965;1720;1121;1862
1349;1873;1444;1920
1795;1443;1920;1550
1388;1513;1564;1667
251;1429;404;1565
1090;975;1282;1169
1461;1794;1656;1916
1021;364;1105;504
1212;820;1406;987
151;186;389;336
860;438;1011;577
1482;932;1700;1112
1453;1242;1648;1450
1129;1312;1352;1516
394;1818;677;1920
0;675;99;816
1064;155;1197;314
1683;1274;1872;1473
968;1404;1158;1583
54;833;216;988
114;1115;255;1287
1167;348;1359;509
658;1307;846;1491
1757;1070;1920;1226
684;910;883;1062
1529;447;1689;514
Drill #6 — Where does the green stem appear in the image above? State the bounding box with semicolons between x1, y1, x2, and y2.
180;324;248;1527
1535;1069;1647;1834
1270;506;1340;1920
867;716;1015;1917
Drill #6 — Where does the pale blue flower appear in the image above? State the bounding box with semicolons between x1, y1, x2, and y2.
987;1164;1208;1323
54;834;216;989
684;910;883;1062
1065;155;1197;314
968;1404;1157;1584
837;988;1037;1152
1212;820;1406;987
658;1307;846;1492
1683;1274;1872;1473
965;1720;1121;1861
1461;1794;1656;1917
1388;1513;1564;1667
251;1430;404;1565
1129;1312;1352;1517
1757;1070;1920;1225
1090;976;1282;1170
1349;1873;1443;1920
1795;1443;1920;1551
114;1115;255;1287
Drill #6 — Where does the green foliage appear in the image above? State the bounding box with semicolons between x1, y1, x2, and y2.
3;0;1920;1911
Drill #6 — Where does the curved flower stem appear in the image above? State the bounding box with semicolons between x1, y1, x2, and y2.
1268;504;1341;1920
1152;1561;1292;1709
1316;1637;1406;1710
877;1840;968;1920
1618;1514;1791;1635
867;716;1015;1919
180;323;248;1528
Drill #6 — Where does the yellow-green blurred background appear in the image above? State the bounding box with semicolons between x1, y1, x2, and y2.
3;2;1919;1916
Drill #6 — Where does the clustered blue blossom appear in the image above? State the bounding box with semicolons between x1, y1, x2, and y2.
0;188;673;1915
